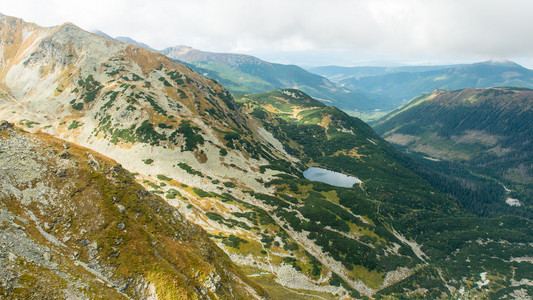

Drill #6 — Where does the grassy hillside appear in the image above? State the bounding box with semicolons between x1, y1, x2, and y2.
374;87;533;215
183;61;277;94
236;89;533;299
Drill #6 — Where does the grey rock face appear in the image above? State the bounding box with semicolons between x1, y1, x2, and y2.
116;204;126;214
59;151;69;159
117;222;126;230
0;121;14;131
57;168;67;177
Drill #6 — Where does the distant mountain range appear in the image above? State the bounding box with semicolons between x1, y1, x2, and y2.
311;60;533;111
114;36;156;52
94;30;156;51
308;64;460;81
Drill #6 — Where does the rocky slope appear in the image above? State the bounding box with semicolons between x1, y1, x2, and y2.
0;122;264;299
0;12;278;193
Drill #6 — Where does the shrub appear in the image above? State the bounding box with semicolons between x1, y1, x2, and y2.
157;174;172;181
72;102;84;110
223;181;236;188
68;120;82;130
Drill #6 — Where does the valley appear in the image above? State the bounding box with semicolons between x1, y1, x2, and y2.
0;12;531;299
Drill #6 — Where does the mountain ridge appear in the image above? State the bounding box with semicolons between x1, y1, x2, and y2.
90;34;375;111
308;64;461;81
161;45;270;67
337;60;533;111
115;36;156;52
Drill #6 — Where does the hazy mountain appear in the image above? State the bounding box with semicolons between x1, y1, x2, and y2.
161;45;376;111
1;13;532;299
374;87;533;212
162;45;267;67
93;29;114;40
93;30;156;52
308;64;459;81
114;36;156;52
338;60;533;111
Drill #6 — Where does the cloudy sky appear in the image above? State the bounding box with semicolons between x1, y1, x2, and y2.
3;0;533;67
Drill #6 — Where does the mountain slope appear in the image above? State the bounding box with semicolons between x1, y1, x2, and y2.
374;87;533;212
0;122;264;299
161;46;374;111
235;89;533;298
339;60;533;111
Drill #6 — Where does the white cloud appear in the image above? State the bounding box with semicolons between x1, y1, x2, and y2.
2;0;533;66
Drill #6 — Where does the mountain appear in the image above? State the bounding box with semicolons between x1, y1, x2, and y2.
0;123;264;299
114;36;157;52
93;30;156;52
1;13;532;299
308;65;458;82
337;60;533;111
93;29;114;40
161;46;376;111
374;87;533;213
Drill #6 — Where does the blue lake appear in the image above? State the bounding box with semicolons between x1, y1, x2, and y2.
303;167;361;188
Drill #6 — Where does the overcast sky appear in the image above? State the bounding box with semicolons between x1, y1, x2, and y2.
3;0;533;67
